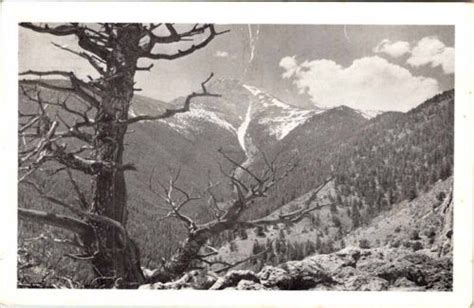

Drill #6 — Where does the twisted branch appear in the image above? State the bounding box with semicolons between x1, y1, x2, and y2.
125;73;219;124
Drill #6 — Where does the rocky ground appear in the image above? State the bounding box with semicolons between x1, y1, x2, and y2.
139;245;452;291
140;178;453;291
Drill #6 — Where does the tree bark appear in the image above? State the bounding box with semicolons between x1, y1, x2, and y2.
89;25;145;287
19;23;227;288
152;221;235;283
18;208;93;237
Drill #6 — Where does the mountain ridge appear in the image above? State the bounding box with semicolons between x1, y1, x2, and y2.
17;79;454;290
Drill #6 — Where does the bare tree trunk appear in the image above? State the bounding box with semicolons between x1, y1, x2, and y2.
89;25;144;287
153;221;234;282
19;22;227;288
153;229;213;283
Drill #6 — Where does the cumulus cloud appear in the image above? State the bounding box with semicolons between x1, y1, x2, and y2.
373;39;411;58
407;36;454;74
214;50;229;58
373;36;454;75
279;55;440;112
280;56;299;78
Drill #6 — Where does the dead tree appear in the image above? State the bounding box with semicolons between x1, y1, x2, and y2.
18;23;227;288
148;149;333;283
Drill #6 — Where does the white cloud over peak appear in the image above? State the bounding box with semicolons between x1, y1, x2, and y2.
373;39;411;58
407;36;454;74
214;50;230;58
373;36;454;74
279;55;440;112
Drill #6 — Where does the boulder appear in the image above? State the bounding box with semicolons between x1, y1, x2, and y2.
256;259;334;290
139;247;452;291
210;270;259;290
236;280;267;290
257;266;293;289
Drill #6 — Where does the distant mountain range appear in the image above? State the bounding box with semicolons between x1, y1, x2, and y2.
130;78;385;157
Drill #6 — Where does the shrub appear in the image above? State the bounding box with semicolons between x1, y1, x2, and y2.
412;241;423;251
410;229;420;240
424;228;436;238
359;239;370;249
255;226;266;238
437;191;446;202
230;241;238;252
407;189;418;201
394;226;401;233
390;239;401;248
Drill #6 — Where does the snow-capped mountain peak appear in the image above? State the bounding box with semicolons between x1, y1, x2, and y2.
243;84;325;140
243;85;291;110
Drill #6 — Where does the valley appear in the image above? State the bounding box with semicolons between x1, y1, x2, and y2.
17;79;454;290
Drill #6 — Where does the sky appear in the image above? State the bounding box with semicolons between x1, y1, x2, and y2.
19;24;454;112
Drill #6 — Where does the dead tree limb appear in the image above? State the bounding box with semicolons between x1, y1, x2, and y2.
125;73;220;124
18;208;93;237
19;22;227;287
149;149;332;283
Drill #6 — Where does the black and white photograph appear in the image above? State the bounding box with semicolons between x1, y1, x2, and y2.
0;3;473;307
15;22;456;291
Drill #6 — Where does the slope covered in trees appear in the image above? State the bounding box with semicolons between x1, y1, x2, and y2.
249;89;454;225
18;75;454;287
210;89;454;268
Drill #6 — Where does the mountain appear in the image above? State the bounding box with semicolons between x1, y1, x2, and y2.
133;79;380;165
17;79;453;289
127;84;454;269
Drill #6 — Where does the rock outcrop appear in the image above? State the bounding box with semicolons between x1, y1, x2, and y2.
139;246;452;291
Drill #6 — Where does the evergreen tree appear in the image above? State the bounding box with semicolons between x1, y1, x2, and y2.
351;202;361;228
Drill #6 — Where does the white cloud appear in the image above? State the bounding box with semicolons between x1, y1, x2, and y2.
407;36;454;74
373;39;411;58
214;50;229;58
279;55;440;112
279;56;299;78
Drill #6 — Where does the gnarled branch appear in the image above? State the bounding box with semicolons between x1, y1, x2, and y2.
125;73;219;124
151;168;200;230
141;24;229;60
18;208;92;237
20;70;102;108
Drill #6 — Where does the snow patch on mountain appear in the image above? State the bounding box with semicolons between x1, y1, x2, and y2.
237;102;252;155
355;109;385;120
243;85;290;110
172;108;237;134
259;109;323;140
235;101;257;179
131;105;236;135
243;84;326;140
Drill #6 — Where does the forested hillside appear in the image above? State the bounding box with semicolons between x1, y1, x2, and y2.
18;81;454;287
243;90;453;224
